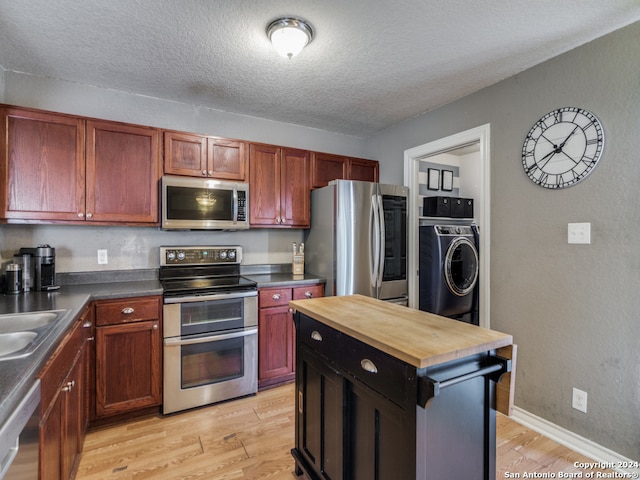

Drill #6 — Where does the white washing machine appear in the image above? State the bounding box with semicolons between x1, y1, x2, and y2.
419;224;479;324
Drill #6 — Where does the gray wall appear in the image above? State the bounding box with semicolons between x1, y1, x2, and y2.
0;72;369;271
366;22;640;459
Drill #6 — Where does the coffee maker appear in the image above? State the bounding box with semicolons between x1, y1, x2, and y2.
19;244;59;291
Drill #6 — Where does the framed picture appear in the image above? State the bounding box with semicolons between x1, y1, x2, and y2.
441;170;453;191
427;168;440;190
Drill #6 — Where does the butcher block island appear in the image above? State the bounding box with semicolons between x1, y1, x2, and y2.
289;294;515;480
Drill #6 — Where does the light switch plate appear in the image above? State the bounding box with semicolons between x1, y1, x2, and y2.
568;223;591;244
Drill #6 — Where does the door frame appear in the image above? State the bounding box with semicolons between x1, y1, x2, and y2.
403;124;491;328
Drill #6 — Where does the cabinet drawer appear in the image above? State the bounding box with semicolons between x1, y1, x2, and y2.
341;334;410;408
297;315;342;362
259;288;292;308
95;296;161;326
292;284;324;300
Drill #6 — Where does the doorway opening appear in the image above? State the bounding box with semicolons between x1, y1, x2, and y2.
404;124;491;327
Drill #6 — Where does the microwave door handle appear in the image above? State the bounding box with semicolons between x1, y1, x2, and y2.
377;194;385;287
232;188;238;224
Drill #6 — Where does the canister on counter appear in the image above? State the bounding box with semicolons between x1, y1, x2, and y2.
6;263;23;294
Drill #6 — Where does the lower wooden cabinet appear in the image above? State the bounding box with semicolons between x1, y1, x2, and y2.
94;296;162;419
39;306;92;480
258;284;324;389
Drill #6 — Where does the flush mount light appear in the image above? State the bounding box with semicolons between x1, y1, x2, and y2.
267;17;314;59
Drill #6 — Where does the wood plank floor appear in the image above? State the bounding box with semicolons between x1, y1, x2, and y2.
76;383;614;479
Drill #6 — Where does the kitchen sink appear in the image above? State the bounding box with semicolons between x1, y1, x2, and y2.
0;310;68;361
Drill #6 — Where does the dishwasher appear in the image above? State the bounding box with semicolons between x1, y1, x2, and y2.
0;380;40;480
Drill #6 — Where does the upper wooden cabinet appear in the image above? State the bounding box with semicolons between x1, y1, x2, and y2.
249;143;311;228
311;151;379;189
0;106;161;225
163;130;247;181
86;120;160;224
0;107;86;221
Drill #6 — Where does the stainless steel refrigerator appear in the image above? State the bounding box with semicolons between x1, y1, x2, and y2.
304;180;408;305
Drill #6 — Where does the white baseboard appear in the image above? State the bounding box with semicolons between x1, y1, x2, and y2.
511;407;640;476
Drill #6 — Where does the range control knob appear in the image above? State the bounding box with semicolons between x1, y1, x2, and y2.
228;250;236;260
177;251;186;261
166;251;176;261
219;250;228;260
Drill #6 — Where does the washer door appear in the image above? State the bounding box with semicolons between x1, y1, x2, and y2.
444;237;479;296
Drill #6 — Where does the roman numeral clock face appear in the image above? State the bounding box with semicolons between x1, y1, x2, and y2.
522;107;604;188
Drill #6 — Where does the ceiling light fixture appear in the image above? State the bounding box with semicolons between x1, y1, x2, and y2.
267;17;314;59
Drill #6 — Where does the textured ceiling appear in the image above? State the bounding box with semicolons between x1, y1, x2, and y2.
1;1;639;137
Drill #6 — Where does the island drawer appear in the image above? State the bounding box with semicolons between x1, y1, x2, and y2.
297;314;342;361
341;334;411;407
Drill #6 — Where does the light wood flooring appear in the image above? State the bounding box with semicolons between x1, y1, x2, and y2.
76;383;614;479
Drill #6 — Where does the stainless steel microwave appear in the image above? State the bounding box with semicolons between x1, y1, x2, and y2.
161;175;249;230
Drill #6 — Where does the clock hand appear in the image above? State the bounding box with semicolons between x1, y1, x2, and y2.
536;148;557;169
556;125;579;151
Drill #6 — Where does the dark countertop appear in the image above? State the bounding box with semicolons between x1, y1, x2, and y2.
244;272;325;288
0;269;323;430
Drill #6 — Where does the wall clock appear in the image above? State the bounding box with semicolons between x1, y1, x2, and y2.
522;107;604;189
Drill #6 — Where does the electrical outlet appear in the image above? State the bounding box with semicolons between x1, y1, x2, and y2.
97;249;108;265
568;222;591;244
572;387;587;413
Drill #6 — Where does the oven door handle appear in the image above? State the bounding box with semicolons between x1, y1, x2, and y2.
164;327;257;346
164;290;258;304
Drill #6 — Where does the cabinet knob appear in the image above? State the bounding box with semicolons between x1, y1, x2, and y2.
77;212;84;218
288;307;294;314
152;324;159;330
305;291;313;298
86;212;93;219
83;321;92;328
272;293;281;300
87;336;95;342
122;307;135;314
360;359;378;374
62;380;75;392
202;170;207;176
311;331;323;342
208;170;213;176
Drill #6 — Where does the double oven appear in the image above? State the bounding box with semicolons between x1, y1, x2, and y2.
160;246;258;415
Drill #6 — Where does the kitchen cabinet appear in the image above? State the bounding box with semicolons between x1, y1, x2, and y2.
310;151;379;189
249;143;311;227
86;120;160;224
0;106;161;225
258;284;324;389
290;295;513;480
94;296;162;418
163;130;247;181
39;305;92;480
0;107;85;222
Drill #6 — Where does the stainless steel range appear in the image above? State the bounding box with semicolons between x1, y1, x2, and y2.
160;245;258;415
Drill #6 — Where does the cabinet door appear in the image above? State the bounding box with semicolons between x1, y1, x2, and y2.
348;158;379;183
95;320;162;417
86;120;160;224
208;138;247;181
0;107;85;221
311;152;347;189
280;147;310;227
345;379;413;480
61;356;83;480
297;346;345;480
258;304;295;388
249;143;281;226
40;394;63;480
164;131;207;177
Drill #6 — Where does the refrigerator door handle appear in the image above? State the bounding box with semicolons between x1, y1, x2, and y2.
377;194;386;287
371;194;381;288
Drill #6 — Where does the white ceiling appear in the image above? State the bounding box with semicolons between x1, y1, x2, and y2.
1;1;639;137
